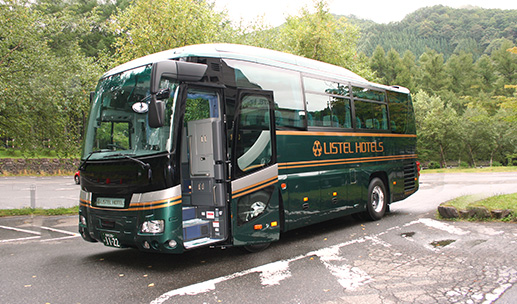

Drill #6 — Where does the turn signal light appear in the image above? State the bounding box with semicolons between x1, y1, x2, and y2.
271;221;278;227
254;224;263;230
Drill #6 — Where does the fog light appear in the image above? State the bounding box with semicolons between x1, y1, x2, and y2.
168;240;177;248
143;241;150;249
80;215;87;226
141;220;165;234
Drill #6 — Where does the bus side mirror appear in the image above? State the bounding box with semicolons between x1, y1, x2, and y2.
149;60;207;128
89;91;95;104
148;95;165;128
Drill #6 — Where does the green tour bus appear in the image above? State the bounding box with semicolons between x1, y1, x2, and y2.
78;44;419;253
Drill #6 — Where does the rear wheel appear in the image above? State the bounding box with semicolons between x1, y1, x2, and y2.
363;177;387;221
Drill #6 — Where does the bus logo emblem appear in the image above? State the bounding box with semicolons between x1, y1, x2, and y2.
313;140;322;157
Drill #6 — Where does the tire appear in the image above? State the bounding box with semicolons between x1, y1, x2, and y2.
79;227;97;243
362;177;387;221
74;175;80;185
242;242;271;253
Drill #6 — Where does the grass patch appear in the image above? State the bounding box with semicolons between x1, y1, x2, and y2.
423;166;517;174
0;206;79;217
441;193;517;221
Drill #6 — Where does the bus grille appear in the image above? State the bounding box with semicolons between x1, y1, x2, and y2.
403;162;417;193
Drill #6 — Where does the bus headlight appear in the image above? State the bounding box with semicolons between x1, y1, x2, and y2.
141;220;165;234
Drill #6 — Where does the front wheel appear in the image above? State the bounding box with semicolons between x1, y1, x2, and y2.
363;178;387;221
242;242;271;253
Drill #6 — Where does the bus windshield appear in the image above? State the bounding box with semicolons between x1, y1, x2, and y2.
82;65;178;160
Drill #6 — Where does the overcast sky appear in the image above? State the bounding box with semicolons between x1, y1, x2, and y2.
213;0;517;26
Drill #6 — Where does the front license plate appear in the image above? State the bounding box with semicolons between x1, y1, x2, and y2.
96;197;125;208
102;233;121;248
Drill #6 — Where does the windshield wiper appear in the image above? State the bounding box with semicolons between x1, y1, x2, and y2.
79;149;110;171
108;153;153;180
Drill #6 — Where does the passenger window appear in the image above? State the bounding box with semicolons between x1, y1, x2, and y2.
354;100;388;130
225;60;304;128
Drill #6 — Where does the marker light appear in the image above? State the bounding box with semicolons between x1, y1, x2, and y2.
303;197;309;202
254;224;263;230
333;192;338;197
281;183;287;190
141;220;165;234
271;221;278;227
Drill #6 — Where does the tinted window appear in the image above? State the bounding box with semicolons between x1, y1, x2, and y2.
225;60;305;128
387;91;416;134
354;100;388;130
352;87;385;102
303;77;350;97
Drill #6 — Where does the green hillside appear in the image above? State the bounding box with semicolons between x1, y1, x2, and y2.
343;5;517;59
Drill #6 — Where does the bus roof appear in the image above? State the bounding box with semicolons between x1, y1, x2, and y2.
104;44;409;94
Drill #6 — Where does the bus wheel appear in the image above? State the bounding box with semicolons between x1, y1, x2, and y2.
80;227;97;243
364;177;387;221
242;242;270;253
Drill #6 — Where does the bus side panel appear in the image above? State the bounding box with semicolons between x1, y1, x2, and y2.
283;171;320;231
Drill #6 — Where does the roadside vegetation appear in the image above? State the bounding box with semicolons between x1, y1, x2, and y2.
422;166;517;174
439;193;517;222
0;206;79;217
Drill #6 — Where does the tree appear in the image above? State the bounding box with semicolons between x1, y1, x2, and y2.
417;49;448;94
370;46;387;81
277;0;373;79
413;91;460;167
475;54;497;94
384;48;403;86
491;39;517;96
0;0;101;156
108;0;235;66
396;50;417;91
446;51;476;95
460;107;491;167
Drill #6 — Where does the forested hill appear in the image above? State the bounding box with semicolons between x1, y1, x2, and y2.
343;5;517;59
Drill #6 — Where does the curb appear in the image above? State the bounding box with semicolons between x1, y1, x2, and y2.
438;205;514;220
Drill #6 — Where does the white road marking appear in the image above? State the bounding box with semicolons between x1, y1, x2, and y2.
0;236;41;243
0;225;79;243
151;232;378;304
404;218;470;235
0;225;41;235
40;226;80;236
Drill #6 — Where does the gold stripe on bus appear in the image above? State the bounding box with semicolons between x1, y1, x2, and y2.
232;178;278;199
80;197;182;211
279;154;417;170
232;175;278;197
127;200;182;211
276;130;417;138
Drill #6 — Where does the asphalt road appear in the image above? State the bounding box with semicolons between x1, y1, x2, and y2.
0;172;516;304
0;176;78;209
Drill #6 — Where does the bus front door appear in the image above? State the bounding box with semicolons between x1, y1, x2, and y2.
180;86;229;249
231;89;280;247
